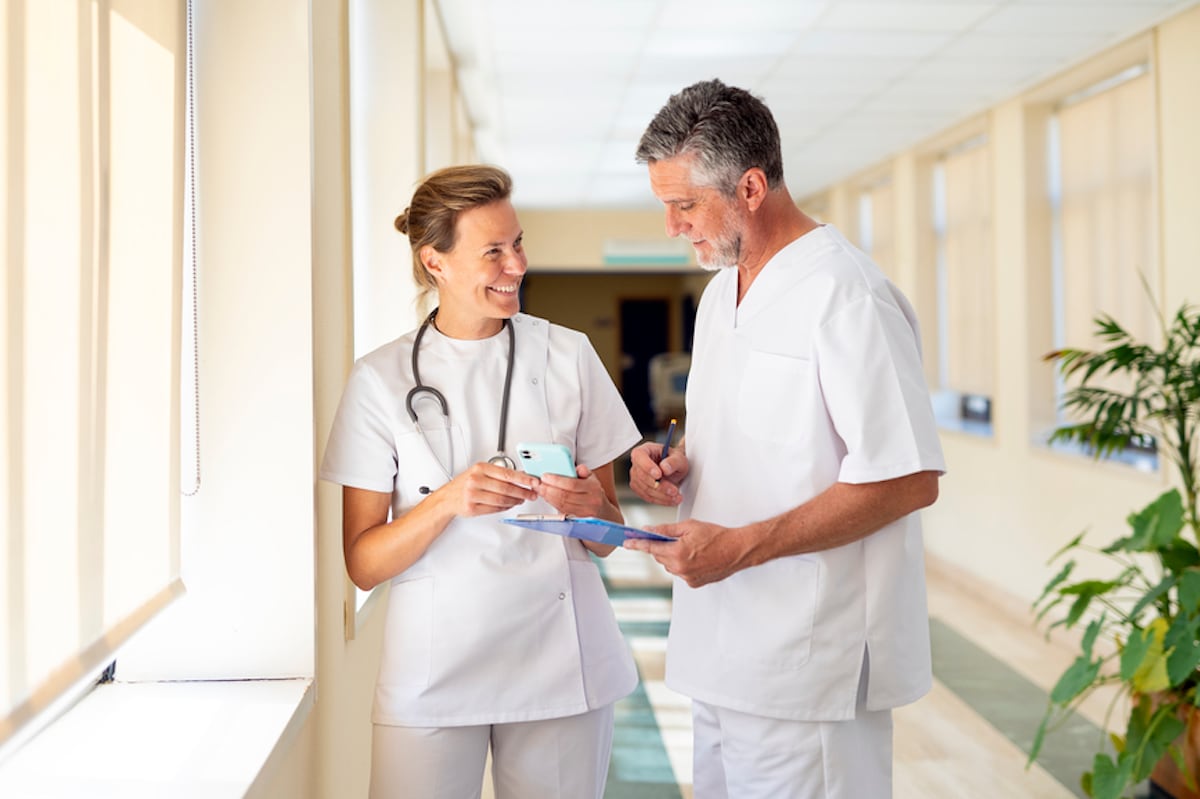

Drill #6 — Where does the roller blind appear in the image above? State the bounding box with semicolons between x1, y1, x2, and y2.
940;140;995;397
862;180;895;280
1;0;186;748
1057;71;1157;359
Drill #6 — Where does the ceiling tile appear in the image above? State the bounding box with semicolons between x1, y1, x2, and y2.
788;29;955;58
503;142;608;172
630;55;779;88
485;0;661;32
818;2;1000;32
937;31;1106;60
974;3;1167;34
596;139;648;173
586;174;661;207
905;57;1047;87
768;54;920;81
433;0;1198;209
644;30;800;58
761;89;866;126
655;0;828;32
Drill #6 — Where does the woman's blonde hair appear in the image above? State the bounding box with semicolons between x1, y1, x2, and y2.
394;165;514;314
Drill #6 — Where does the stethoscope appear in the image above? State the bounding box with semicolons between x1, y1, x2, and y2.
406;309;517;489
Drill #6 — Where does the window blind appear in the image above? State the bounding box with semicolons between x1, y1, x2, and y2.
1;0;186;749
1057;71;1157;362
862;180;896;280
940;140;995;398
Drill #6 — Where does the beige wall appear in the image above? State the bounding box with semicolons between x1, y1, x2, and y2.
254;2;1200;796
873;8;1197;604
253;0;390;795
309;0;386;797
1157;5;1200;310
518;208;689;269
522;272;705;388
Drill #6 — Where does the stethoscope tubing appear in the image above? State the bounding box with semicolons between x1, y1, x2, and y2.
405;309;517;479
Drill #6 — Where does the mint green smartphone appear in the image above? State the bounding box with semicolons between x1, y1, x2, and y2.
516;442;576;478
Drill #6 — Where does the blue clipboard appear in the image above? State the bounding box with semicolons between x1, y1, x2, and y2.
503;515;675;547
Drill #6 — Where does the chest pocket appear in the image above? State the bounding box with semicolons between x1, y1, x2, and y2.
393;427;467;512
736;350;813;443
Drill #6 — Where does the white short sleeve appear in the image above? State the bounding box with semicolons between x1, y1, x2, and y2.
571;335;642;470
816;295;945;484
320;360;397;493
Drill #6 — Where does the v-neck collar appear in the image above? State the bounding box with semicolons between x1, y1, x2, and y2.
732;225;837;327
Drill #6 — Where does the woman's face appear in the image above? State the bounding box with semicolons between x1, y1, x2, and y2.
423;199;527;338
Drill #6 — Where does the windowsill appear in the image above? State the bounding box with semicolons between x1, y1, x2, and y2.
931;390;994;439
936;416;995;439
0;678;314;797
1036;435;1160;475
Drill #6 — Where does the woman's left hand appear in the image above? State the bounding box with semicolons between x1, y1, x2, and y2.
536;465;614;520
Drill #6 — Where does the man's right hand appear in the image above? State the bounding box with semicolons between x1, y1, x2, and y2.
628;439;688;506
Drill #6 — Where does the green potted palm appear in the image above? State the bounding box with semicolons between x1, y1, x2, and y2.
1031;300;1200;799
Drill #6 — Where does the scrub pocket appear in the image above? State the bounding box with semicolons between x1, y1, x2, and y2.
568;560;637;700
717;557;819;669
736;350;811;443
568;560;627;667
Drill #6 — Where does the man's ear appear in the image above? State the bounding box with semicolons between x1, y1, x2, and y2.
740;168;769;213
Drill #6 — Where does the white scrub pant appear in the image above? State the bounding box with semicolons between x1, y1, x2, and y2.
368;704;614;799
691;663;893;799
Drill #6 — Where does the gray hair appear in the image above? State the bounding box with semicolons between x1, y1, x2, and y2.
635;79;783;196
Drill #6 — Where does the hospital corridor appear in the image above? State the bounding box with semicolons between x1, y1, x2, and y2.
5;0;1200;796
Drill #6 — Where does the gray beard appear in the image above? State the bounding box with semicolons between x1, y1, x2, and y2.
696;236;740;271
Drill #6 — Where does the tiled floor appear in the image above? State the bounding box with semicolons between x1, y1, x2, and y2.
597;498;1127;799
601;499;689;798
480;496;1135;798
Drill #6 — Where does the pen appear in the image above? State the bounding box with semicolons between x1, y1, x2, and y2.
661;418;677;460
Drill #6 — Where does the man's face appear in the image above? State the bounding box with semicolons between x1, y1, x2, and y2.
647;154;745;271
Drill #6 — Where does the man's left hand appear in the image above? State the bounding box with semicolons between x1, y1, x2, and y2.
623;519;749;588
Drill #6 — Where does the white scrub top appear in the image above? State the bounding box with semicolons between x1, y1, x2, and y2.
321;313;642;726
668;225;947;722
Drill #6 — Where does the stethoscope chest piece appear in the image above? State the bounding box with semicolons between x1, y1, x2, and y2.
487;453;516;469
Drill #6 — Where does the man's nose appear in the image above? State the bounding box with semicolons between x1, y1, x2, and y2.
665;206;685;238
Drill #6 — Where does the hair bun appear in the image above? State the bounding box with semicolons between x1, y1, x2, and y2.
394;209;409;235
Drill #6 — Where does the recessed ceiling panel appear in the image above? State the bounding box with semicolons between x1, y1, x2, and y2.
434;0;1199;209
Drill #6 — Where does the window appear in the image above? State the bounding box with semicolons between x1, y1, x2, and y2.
1;0;187;750
857;179;895;280
1046;64;1158;470
931;136;995;436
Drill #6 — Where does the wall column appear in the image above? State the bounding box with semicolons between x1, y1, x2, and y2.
1156;5;1200;310
349;0;424;356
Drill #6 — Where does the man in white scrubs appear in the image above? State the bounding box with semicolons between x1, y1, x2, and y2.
625;80;946;799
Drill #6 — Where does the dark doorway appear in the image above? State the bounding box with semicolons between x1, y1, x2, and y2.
619;298;669;433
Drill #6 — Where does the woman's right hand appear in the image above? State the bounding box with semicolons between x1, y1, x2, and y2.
343;461;540;590
437;461;540;517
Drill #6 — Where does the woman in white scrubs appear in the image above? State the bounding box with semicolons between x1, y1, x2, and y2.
320;165;642;799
